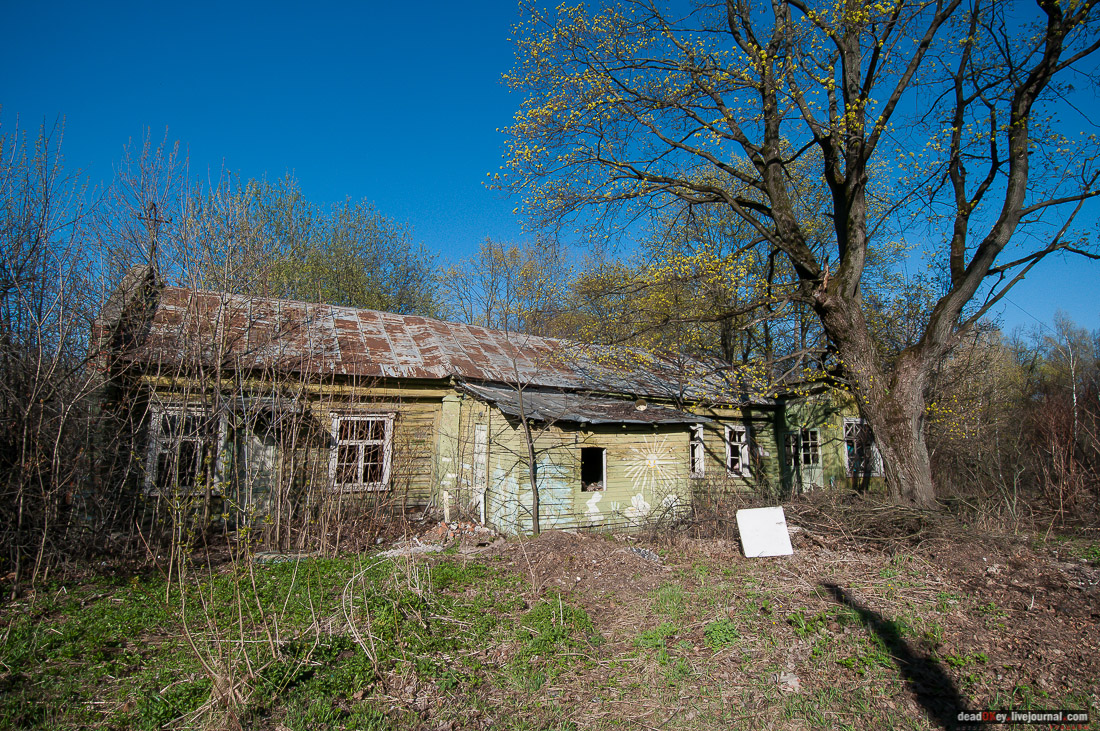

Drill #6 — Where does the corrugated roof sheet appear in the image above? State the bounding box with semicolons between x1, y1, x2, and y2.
121;284;771;405
459;383;711;425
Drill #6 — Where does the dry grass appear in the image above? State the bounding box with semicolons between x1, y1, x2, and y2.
3;499;1098;730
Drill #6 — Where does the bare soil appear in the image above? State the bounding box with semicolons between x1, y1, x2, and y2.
403;499;1100;730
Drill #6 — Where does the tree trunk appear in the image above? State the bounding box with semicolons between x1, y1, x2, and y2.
819;298;938;507
857;374;937;508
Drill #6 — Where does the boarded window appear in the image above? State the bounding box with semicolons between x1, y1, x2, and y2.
844;418;883;477
330;414;394;491
689;425;705;477
580;447;605;491
725;425;749;475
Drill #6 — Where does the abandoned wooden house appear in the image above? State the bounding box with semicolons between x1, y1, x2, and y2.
94;267;884;536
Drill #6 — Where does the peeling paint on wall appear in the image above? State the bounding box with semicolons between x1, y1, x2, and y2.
621;435;679;523
537;456;573;528
489;463;520;532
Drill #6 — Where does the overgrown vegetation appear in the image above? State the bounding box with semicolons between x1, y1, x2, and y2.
2;41;1099;731
3;107;1099;595
0;555;594;729
499;0;1100;508
3;522;1095;730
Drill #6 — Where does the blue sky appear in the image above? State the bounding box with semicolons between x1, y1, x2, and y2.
1;0;1096;334
1;1;526;253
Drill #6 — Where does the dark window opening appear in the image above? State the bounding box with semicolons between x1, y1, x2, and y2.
726;426;748;474
580;447;605;491
151;409;217;492
336;444;359;483
784;428;821;468
844;419;882;476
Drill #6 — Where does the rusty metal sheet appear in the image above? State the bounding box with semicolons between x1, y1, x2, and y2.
120;285;772;405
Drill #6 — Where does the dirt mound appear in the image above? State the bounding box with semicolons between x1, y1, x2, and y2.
484;530;672;599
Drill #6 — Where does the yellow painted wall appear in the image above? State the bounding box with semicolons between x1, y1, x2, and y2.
484;415;693;535
140;374;444;508
141;371;864;534
688;405;784;497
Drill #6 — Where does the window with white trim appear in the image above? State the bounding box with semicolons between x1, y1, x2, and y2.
146;405;223;493
725;425;750;475
330;414;395;491
784;428;820;468
844;418;883;477
689;425;705;478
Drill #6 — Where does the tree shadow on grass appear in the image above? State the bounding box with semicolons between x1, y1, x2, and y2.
823;583;965;730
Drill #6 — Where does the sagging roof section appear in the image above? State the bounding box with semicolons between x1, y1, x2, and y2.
117;283;772;406
459;383;711;426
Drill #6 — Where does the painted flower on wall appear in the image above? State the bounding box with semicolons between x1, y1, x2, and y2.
625;492;652;520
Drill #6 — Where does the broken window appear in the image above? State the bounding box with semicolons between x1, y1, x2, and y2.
146;405;222;493
844;418;883;477
784;428;820;467
725;425;750;475
580;446;605;491
330;414;394;491
689;425;705;478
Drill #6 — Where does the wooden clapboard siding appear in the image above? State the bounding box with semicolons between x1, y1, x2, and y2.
436;394;493;517
688;405;784;495
780;392;888;494
316;397;440;504
139;373;445;506
484;412;693;535
138;366;854;535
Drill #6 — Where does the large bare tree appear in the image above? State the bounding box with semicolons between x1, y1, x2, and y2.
501;0;1100;506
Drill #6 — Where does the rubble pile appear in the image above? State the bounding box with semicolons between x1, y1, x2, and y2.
424;520;498;545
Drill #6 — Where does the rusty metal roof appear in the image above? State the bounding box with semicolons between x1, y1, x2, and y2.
121;284;771;405
459;383;711;426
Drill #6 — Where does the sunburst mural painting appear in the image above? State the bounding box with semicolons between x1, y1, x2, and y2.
622;435;677;521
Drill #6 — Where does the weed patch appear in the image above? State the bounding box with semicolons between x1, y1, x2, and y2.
652;581;686;619
703;618;740;649
637;622;678;650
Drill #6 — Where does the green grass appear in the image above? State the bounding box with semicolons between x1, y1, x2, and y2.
935;591;963;613
652;581;686;619
508;592;600;691
787;608;833;638
637;622;678;649
3;534;1095;731
0;556;529;730
944;652;989;668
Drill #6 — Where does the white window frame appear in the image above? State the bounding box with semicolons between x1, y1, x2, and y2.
329;413;395;492
725;424;750;476
144;403;226;494
689;425;705;478
784;428;821;468
843;417;884;477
